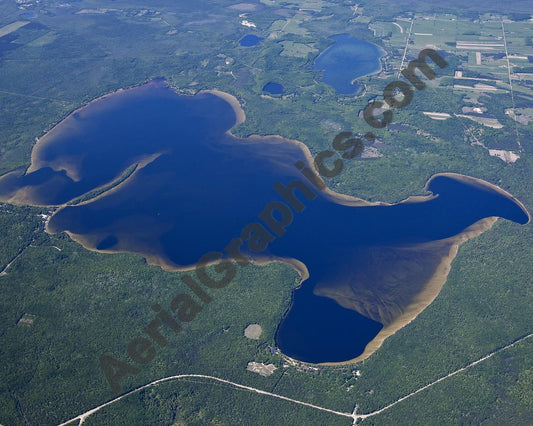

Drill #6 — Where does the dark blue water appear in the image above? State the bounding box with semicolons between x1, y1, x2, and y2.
276;282;383;363
0;81;528;363
313;34;385;95
240;34;263;47
262;82;284;95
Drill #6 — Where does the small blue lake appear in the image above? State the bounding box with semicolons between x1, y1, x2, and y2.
240;34;263;47
262;82;284;95
313;34;385;95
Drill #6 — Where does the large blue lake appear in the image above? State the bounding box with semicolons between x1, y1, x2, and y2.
0;81;528;363
313;34;385;95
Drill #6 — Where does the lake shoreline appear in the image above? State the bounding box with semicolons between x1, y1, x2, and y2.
314;216;499;366
2;82;529;368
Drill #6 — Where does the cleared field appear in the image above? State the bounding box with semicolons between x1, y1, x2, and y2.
27;32;58;47
351;15;372;24
269;17;309;36
0;20;30;38
422;112;452;120
260;0;326;11
279;41;317;58
455;113;504;128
